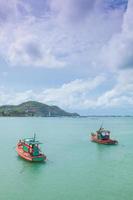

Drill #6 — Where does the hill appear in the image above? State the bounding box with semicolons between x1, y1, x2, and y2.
0;101;79;117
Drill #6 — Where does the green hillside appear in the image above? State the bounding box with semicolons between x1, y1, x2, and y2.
0;101;79;117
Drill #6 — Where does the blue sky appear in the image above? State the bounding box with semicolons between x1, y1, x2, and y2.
0;0;133;115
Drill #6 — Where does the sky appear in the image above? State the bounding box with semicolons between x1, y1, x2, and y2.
0;0;133;115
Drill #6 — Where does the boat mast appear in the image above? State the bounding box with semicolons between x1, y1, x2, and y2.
100;122;103;129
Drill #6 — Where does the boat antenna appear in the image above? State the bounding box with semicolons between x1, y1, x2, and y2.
99;122;103;130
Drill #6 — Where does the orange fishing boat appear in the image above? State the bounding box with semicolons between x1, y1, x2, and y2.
91;127;118;145
16;134;46;162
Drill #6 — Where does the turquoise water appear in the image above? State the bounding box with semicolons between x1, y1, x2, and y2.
0;117;133;200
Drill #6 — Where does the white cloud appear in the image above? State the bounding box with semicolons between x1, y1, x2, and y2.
100;0;133;70
0;0;126;69
0;17;65;68
0;76;105;108
91;70;133;108
0;72;133;113
39;75;105;108
49;0;96;24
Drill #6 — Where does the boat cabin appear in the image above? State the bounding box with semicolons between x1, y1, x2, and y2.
20;138;42;156
97;128;110;140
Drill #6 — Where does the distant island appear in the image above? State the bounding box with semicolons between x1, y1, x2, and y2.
0;101;79;117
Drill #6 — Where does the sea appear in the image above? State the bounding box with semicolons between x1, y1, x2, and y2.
0;117;133;200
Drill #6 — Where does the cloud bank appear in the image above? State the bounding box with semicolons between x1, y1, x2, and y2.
0;72;133;114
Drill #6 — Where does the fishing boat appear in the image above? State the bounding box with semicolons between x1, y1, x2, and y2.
16;134;47;162
91;127;118;145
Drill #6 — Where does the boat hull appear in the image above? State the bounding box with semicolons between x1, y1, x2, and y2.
16;146;46;162
91;135;118;145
